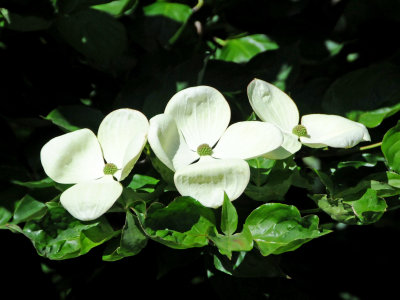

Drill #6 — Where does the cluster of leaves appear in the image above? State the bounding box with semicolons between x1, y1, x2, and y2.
1;0;400;297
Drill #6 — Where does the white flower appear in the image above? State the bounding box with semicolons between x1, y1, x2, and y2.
148;86;283;208
40;109;149;221
247;79;371;159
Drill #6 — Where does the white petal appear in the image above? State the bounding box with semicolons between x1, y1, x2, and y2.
263;131;302;159
174;156;250;208
40;129;104;184
212;121;283;160
98;109;149;181
247;79;299;132
60;175;123;221
148;114;199;172
300;114;371;148
164;86;231;150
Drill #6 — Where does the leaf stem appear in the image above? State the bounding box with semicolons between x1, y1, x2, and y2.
359;142;382;151
192;0;204;12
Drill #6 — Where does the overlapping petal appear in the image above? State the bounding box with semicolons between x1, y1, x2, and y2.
247;79;299;132
174;156;250;208
164;86;231;150
60;175;123;221
212;121;283;160
300;114;371;148
98;109;149;181
263;131;302;160
40;129;104;184
148;114;199;171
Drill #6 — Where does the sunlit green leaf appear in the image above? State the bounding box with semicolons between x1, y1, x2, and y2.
346;189;387;224
347;102;400;128
221;194;237;236
12;177;55;189
382;121;400;173
245;203;328;256
127;174;160;192
143;2;192;23
92;0;137;16
12;195;47;224
214;34;279;64
23;203;117;260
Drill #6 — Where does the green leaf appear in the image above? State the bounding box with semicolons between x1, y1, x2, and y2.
0;207;12;226
12;177;55;189
2;11;52;32
245;159;294;202
209;226;253;260
221;194;238;236
143;2;192;23
102;211;147;261
56;9;127;63
127;174;160;192
44;105;104;132
23;203;117;260
347;102;400;128
337;153;385;169
322;63;400;115
214;34;279;64
387;171;400;188
12;195;47;224
92;0;137;16
245;203;328;256
346;189;387;224
382;121;400;173
143;197;216;249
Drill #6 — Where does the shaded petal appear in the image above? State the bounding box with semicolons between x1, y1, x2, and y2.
174;156;250;208
247;79;299;132
148;114;199;172
60;175;123;221
300;114;371;148
213;121;283;160
164;86;231;150
98;109;149;181
40;129;104;184
263;131;302;159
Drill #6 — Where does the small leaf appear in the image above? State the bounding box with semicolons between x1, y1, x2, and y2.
382;121;400;173
345;189;387;224
103;211;147;261
245;203;328;256
44;105;104;132
214;34;279;64
12;177;55;189
209;226;253;259
221;193;238;236
12;195;47;224
347;102;400;128
143;2;192;23
92;0;137;16
127;174;160;191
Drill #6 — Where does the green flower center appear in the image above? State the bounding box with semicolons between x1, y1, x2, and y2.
197;143;213;156
292;124;308;137
103;163;118;175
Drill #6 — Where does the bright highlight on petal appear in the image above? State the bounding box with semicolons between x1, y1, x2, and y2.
60;175;123;221
174;157;250;208
212;121;283;160
300;114;371;148
40;128;104;184
148;114;199;171
98;109;149;181
164;86;231;150
247;78;299;132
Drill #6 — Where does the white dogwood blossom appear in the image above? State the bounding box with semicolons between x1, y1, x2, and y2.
148;86;283;208
247;79;371;159
41;109;149;221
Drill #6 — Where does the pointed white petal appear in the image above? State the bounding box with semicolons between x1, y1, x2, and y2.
247;79;299;132
148;114;199;172
174;156;250;208
212;121;283;160
164;86;231;150
60;175;123;221
40;129;104;184
300;114;371;148
263;131;302;159
97;109;149;181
